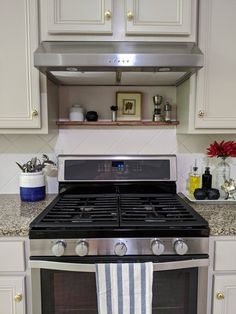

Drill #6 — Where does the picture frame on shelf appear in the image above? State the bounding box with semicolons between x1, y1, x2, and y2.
116;92;142;121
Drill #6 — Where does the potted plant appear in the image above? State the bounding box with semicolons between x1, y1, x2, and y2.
16;154;56;202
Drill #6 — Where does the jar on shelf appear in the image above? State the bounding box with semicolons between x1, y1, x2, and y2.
69;104;84;121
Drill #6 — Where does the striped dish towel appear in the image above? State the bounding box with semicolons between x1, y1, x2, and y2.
95;263;153;314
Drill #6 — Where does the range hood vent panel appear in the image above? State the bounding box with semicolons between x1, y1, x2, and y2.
34;41;204;86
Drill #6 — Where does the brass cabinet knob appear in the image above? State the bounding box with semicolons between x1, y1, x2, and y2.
198;110;205;118
32;109;39;118
127;11;134;21
216;292;225;300
14;293;23;303
104;10;112;20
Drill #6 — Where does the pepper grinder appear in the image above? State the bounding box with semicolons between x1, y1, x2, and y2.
152;95;163;122
164;102;172;122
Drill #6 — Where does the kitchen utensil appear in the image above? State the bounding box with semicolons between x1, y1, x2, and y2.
221;179;236;199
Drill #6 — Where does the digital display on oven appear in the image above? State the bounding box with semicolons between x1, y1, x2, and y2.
112;161;125;169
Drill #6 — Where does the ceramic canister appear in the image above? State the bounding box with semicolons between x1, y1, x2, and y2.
19;172;45;202
69;104;84;121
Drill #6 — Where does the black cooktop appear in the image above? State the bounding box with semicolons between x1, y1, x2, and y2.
29;192;209;239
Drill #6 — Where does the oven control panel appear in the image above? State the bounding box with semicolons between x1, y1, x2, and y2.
58;155;177;182
31;237;208;257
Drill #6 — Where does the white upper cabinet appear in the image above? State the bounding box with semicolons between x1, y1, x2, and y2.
46;0;112;34
195;0;236;129
125;0;192;36
177;0;236;134
0;0;40;129
40;0;197;41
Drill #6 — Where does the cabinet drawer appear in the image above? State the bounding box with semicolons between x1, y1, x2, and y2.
215;240;236;271
0;240;25;272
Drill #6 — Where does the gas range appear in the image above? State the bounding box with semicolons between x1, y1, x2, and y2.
29;155;209;259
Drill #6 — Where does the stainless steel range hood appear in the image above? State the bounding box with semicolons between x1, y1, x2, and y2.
34;41;204;86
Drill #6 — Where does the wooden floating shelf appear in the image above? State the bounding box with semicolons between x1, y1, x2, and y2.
56;120;179;127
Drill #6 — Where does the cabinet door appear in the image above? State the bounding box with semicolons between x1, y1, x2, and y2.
213;275;236;314
0;0;40;129
46;0;112;34
125;0;194;35
0;276;25;314
195;0;236;129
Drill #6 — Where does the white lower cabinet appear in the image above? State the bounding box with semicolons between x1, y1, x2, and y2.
0;239;27;314
0;276;25;314
210;238;236;314
213;275;236;314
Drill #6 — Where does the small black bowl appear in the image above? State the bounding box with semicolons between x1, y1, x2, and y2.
86;111;98;121
207;188;220;200
193;188;207;200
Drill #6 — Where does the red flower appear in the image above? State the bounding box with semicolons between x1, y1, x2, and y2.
207;141;236;159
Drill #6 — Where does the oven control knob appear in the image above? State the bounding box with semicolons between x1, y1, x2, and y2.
75;241;89;257
151;239;165;255
174;239;188;255
114;242;127;256
52;240;66;257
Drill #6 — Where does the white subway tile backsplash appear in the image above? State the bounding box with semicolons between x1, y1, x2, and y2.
0;130;236;194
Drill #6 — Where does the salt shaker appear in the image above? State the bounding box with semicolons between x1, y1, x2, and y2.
164;102;171;122
69;104;84;121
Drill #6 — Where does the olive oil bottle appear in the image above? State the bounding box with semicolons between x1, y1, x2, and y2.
189;160;201;196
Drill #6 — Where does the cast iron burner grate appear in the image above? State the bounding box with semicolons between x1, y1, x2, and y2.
31;193;206;229
40;194;119;227
119;194;198;226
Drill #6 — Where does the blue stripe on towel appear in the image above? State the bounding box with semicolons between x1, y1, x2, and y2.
95;264;101;313
141;263;146;314
117;264;123;314
105;264;112;314
129;263;135;314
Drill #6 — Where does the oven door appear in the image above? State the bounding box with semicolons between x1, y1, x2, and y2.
30;258;209;314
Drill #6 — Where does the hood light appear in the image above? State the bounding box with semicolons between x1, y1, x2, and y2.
159;67;171;72
66;67;78;72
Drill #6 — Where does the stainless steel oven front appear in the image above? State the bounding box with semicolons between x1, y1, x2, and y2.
30;255;209;314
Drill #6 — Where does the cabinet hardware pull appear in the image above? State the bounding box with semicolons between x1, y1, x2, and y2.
32;109;39;118
14;293;23;302
127;11;134;21
216;292;225;300
198;110;205;118
104;10;112;20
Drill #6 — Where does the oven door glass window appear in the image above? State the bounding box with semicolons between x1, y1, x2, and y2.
40;267;198;314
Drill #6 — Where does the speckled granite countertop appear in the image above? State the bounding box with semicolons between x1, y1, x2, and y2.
0;194;56;237
180;194;236;236
0;194;236;237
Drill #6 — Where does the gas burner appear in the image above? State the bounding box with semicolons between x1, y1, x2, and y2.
80;206;94;212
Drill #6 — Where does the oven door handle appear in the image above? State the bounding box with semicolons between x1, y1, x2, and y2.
30;258;209;272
